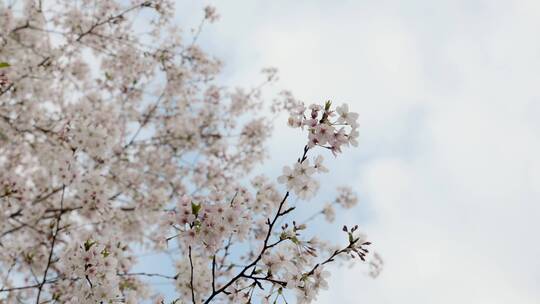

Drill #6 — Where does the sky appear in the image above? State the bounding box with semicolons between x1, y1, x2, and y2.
166;1;540;303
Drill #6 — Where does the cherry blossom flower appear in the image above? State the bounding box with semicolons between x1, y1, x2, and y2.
277;165;299;190
322;203;336;222
295;178;320;200
336;103;359;128
313;155;329;173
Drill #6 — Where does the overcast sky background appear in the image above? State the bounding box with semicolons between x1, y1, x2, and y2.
159;1;540;303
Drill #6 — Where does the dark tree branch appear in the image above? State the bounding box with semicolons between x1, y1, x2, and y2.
188;246;196;304
35;185;65;304
211;255;216;294
203;146;311;303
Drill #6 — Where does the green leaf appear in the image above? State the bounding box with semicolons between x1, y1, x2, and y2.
324;100;332;111
191;202;202;217
0;62;10;68
24;252;34;263
84;239;96;251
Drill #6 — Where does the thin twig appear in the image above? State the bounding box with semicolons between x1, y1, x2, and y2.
211;255;216;294
35;185;65;304
188;246;196;304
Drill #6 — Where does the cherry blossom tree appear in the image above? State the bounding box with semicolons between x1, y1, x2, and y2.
0;1;382;303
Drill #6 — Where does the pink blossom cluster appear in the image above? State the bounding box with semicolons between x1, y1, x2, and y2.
322;186;360;222
288;102;359;155
60;240;122;303
167;194;252;252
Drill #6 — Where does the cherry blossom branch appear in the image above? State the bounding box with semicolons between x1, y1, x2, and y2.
305;227;370;278
203;145;309;303
218;235;234;271
301;210;324;224
75;2;154;43
0;279;58;293
35;185;65;304
188;246;196;304
0;225;25;239
203;191;290;303
240;274;287;287
212;254;217;294
124;92;165;148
